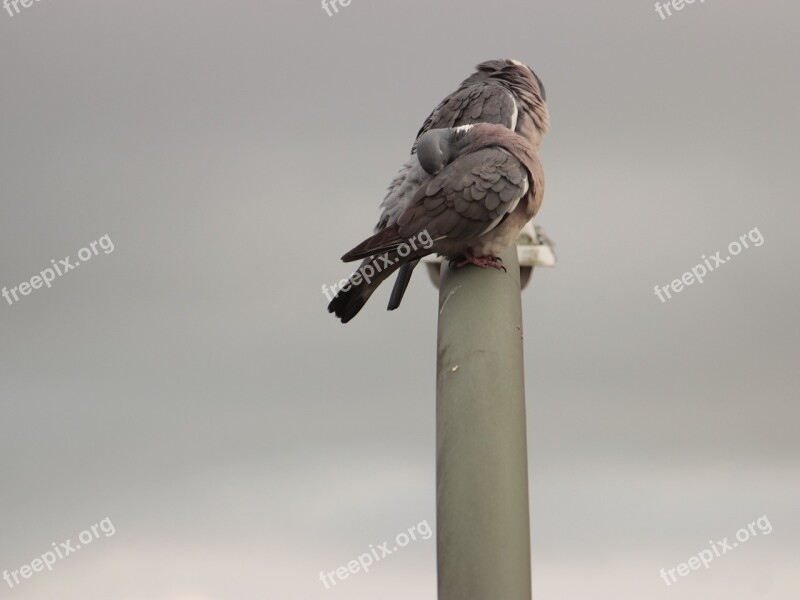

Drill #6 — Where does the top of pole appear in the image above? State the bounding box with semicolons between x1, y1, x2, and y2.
423;222;556;290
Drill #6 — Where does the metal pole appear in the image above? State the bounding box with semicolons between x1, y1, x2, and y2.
436;244;532;600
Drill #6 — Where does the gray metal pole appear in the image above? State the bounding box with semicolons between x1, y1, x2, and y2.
436;244;531;600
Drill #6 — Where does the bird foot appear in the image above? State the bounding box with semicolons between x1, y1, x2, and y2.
453;254;506;271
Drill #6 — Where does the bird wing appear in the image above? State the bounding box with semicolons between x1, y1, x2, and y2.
344;147;529;262
412;82;518;152
397;147;528;241
377;82;518;230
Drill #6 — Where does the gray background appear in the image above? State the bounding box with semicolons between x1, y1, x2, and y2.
1;1;798;599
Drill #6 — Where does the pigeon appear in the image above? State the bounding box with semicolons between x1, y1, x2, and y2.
377;59;549;311
328;123;545;323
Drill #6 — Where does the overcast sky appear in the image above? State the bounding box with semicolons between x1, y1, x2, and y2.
1;1;798;599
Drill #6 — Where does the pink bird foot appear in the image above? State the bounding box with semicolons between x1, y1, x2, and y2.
454;254;506;271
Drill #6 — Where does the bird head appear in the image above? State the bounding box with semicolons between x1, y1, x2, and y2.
416;125;484;175
473;59;550;149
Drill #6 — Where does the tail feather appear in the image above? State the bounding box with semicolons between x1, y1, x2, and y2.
387;260;420;311
341;225;404;262
328;256;404;323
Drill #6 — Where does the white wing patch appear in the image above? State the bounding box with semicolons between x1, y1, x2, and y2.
505;90;519;131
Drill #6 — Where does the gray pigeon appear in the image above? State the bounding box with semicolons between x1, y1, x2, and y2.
328;123;544;323
378;59;549;310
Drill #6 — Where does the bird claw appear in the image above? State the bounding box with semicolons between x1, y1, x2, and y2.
453;254;506;271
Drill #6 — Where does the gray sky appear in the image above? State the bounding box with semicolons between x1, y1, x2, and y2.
1;1;798;599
